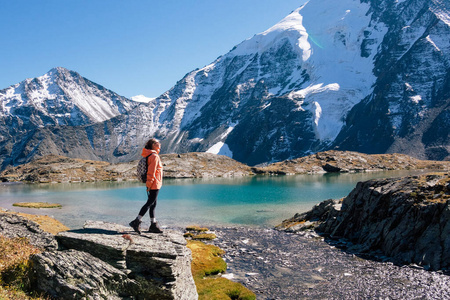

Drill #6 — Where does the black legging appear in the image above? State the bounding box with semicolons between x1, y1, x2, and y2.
138;189;159;218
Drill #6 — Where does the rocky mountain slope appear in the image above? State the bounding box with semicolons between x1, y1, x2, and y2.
134;0;449;164
332;0;450;161
0;67;138;169
277;172;450;272
0;0;448;169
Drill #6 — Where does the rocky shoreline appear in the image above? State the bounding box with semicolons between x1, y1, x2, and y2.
210;226;450;300
1;153;450;299
277;172;450;273
1;150;449;183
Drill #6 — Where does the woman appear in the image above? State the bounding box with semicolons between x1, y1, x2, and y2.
129;138;163;234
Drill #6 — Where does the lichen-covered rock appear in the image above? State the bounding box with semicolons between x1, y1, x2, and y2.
278;173;450;272
0;212;57;251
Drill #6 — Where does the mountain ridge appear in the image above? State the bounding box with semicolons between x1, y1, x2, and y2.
0;0;449;169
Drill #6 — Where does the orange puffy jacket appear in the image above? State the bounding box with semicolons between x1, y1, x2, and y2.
141;148;163;190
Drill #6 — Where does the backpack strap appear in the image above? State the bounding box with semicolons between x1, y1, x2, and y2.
145;152;155;166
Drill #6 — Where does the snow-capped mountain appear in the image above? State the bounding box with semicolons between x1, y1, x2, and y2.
332;0;450;160
131;95;155;104
0;67;137;127
0;0;449;169
145;0;449;164
0;67;138;168
149;0;389;165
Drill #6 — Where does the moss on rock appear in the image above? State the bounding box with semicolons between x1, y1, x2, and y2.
187;239;255;300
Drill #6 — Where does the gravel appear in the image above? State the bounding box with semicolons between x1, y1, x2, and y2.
209;226;450;300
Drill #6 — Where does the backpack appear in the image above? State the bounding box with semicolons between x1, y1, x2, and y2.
137;154;153;183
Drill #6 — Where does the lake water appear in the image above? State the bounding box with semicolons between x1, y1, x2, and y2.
0;170;427;229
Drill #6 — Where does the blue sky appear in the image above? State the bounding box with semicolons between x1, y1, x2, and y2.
0;0;305;98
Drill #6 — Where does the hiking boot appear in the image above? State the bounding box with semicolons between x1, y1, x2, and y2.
149;222;163;234
129;218;142;234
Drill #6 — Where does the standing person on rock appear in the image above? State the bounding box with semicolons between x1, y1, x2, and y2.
130;138;164;234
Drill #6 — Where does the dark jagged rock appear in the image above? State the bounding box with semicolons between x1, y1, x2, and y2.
277;173;450;272
0;212;57;251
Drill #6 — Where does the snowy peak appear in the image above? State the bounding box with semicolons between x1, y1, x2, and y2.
231;6;309;58
150;0;389;163
0;67;137;127
0;0;449;170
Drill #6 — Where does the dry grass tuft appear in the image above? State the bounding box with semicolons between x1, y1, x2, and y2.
0;235;48;299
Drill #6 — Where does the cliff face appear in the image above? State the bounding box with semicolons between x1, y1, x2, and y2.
333;0;450;161
278;173;450;272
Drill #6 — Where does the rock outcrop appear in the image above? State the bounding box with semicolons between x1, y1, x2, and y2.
0;152;253;183
1;150;449;183
32;249;137;300
52;221;197;300
258;150;450;175
0;215;198;299
0;212;58;251
277;173;450;272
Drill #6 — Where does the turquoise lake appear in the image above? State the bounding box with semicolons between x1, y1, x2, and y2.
0;170;426;229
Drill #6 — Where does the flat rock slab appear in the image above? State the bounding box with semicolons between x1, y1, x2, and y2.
51;221;197;300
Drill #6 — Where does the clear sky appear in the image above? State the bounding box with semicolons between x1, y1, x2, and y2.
0;0;305;98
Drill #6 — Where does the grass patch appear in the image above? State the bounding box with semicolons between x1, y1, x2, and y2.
186;225;209;232
0;235;48;299
191;233;217;240
185;226;217;241
188;240;226;277
187;240;255;300
13;202;62;209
